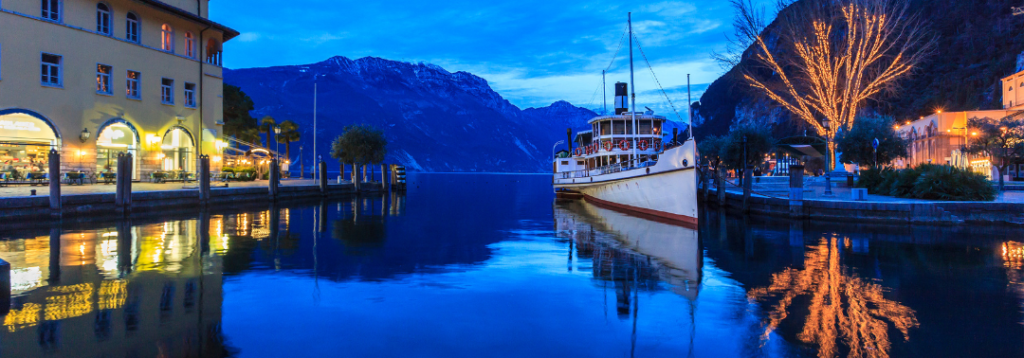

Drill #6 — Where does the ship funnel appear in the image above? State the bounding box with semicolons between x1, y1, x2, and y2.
615;82;628;115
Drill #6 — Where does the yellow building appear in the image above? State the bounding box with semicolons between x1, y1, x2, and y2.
0;0;237;180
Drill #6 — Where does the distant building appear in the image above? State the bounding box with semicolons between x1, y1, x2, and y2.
0;0;238;180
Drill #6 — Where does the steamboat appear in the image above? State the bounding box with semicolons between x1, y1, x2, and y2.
552;13;698;227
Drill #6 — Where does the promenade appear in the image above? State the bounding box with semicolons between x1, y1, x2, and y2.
0;178;349;198
708;176;1024;226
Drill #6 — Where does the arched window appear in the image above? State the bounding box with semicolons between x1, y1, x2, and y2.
126;12;139;42
206;38;223;66
96;3;111;35
161;24;174;52
185;32;195;58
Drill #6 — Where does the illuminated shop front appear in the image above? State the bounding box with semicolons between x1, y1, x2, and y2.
160;127;195;172
0;110;60;176
95;121;139;179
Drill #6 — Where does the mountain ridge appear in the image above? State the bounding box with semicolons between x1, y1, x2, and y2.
224;56;598;172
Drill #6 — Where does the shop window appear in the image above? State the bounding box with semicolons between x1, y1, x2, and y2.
41;53;62;87
184;82;196;108
42;0;61;22
126;70;140;99
185;32;195;58
96;122;139;178
126;13;139;43
161;24;174;52
96;64;112;95
161;78;174;104
161;128;195;172
96;3;111;35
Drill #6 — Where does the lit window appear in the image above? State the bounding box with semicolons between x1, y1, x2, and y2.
126;70;140;99
96;64;112;94
185;32;195;58
96;3;111;35
126;13;139;43
42;0;61;22
161;78;174;104
41;53;62;87
184;83;196;108
161;24;174;52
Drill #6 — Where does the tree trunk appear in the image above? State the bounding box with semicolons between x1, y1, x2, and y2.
999;164;1006;191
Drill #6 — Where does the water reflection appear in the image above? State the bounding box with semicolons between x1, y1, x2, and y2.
747;235;919;358
554;199;702;304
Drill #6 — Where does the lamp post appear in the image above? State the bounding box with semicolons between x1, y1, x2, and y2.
823;118;833;196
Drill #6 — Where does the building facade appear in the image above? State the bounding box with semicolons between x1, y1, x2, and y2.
0;0;237;180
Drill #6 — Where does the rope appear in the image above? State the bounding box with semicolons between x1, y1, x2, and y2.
605;25;629;72
632;34;685;124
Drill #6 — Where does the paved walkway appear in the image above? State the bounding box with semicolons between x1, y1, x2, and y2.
0;179;376;198
718;178;1024;204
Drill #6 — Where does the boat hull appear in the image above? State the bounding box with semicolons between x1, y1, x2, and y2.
554;141;699;228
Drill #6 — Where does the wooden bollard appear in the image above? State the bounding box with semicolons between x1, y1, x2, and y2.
381;164;387;191
318;200;327;233
199;156;211;204
742;165;753;213
789;165;805;219
353;163;361;192
318;161;328;196
125;154;133;209
268;159;279;199
48;150;61;217
716;167;726;206
115;153;125;208
0;258;9;316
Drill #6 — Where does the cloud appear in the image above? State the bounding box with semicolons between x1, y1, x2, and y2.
235;32;262;42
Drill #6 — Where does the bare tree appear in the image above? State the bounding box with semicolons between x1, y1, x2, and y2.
726;0;934;170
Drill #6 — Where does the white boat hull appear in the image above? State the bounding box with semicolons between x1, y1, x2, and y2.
553;140;699;227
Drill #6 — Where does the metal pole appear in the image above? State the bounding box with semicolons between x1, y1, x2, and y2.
313;81;318;182
687;74;693;139
603;70;607;115
628;12;637;164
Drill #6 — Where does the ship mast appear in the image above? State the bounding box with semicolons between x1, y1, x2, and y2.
628;13;637;163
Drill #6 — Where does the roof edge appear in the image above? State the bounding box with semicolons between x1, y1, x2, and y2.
136;0;240;41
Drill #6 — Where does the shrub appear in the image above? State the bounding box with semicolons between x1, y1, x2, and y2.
859;165;995;201
912;166;996;201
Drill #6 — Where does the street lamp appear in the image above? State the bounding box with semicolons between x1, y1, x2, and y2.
274;126;281;161
823;118;833;196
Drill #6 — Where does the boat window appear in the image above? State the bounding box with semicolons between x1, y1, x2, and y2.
639;121;653;135
613;121;625;135
600;121;611;135
654;121;662;135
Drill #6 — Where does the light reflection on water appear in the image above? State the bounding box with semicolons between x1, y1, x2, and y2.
0;173;1021;357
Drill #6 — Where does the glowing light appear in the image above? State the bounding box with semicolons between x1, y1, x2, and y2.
4;303;42;332
972;132;978;136
44;283;94;321
212;156;222;162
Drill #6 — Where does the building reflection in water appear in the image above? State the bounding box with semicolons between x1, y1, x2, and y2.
553;199;703;310
1002;241;1024;322
0;208;289;357
747;234;920;358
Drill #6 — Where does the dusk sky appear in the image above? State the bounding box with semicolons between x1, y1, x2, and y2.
210;0;774;117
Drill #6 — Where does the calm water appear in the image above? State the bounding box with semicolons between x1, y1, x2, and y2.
1;173;1023;357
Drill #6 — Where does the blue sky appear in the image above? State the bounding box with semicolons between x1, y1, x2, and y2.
210;0;771;118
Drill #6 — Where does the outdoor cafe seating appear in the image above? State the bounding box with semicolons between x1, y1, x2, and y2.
150;170;195;183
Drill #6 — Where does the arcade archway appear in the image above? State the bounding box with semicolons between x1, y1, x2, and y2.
96;120;140;179
160;127;195;172
0;109;60;175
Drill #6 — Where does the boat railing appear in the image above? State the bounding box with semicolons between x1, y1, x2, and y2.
557;158;659;180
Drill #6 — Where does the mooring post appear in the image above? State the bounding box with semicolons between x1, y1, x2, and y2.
125;153;133;209
716;167;726;206
380;164;387;191
48;149;61;217
318;161;328;196
318;200;327;233
789;165;805;219
742;165;753;213
115;153;125;209
199;155;211;204
268;158;279;200
353;163;361;192
700;165;709;202
0;258;9;316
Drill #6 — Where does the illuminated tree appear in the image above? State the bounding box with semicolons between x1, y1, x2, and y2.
966;115;1024;190
724;0;934;170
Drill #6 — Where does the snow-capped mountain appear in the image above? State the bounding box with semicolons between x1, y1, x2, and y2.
224;56;597;172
